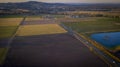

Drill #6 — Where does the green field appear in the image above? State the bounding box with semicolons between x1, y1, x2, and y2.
0;18;22;38
0;26;18;38
0;18;21;65
0;48;7;65
63;17;120;52
63;17;120;36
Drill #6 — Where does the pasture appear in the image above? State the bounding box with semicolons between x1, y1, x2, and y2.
63;17;120;36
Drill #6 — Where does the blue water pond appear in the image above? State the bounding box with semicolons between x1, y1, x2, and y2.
91;32;120;49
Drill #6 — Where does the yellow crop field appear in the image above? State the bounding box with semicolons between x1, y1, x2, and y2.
0;18;23;26
0;48;7;65
25;17;42;21
16;24;67;36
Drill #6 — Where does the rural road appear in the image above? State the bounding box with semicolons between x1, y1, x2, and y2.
60;23;120;67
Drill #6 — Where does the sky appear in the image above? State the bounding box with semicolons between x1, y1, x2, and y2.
0;0;120;3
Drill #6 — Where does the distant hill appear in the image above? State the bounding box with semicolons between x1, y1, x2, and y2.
0;1;120;15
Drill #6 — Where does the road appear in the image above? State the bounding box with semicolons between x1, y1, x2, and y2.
60;23;120;67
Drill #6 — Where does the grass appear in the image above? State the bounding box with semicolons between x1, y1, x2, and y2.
16;24;67;36
0;18;23;26
49;15;65;18
0;18;21;38
0;48;7;65
0;17;22;65
63;17;120;51
63;17;120;35
0;26;18;38
114;46;120;52
109;45;120;52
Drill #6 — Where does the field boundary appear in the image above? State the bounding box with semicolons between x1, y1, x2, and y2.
59;23;120;67
1;17;26;65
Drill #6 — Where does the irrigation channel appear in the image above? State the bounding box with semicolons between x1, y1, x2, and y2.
59;23;120;67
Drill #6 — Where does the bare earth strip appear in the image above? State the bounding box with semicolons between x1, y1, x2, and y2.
4;33;108;67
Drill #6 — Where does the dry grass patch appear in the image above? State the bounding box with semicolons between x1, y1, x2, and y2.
0;18;23;26
17;24;67;36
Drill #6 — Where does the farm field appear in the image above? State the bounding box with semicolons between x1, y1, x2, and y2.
0;48;7;65
63;17;120;36
0;17;109;67
0;26;18;38
0;18;22;26
62;17;120;60
23;19;56;25
0;18;23;38
0;38;9;47
0;15;24;18
4;34;108;67
17;24;67;36
57;17;97;22
0;18;23;65
25;17;42;22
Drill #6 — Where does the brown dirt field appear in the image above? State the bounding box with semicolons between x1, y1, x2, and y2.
3;33;108;67
23;19;56;25
0;38;9;47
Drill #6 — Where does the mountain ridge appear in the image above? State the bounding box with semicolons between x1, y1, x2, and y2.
0;1;120;15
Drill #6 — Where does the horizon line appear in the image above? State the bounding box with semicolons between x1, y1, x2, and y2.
0;1;120;4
